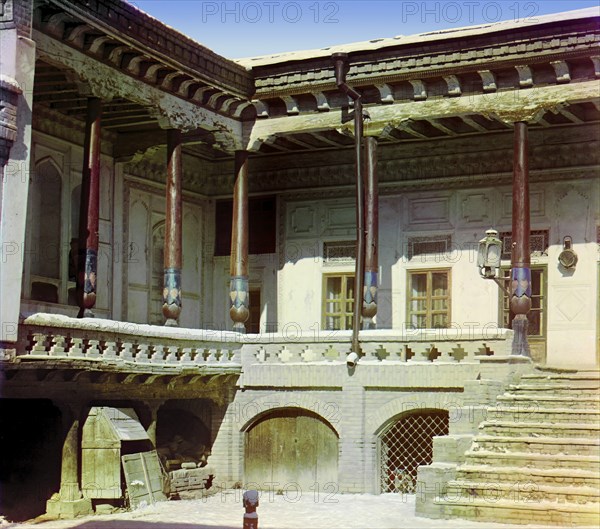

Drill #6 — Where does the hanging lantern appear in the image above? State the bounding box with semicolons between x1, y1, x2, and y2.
477;229;502;279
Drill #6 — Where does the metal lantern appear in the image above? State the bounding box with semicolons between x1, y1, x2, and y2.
477;229;502;278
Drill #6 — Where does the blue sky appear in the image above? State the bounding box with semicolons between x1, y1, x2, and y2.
132;0;600;59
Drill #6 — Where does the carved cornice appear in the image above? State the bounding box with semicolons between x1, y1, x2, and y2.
40;0;252;98
251;31;599;98
0;75;22;165
34;30;243;148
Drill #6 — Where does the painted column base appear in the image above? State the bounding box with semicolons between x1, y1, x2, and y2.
46;494;93;519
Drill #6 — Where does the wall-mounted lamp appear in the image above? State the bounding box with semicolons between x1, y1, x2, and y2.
558;236;578;269
477;229;502;279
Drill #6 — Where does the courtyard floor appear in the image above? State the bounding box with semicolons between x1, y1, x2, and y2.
5;492;598;529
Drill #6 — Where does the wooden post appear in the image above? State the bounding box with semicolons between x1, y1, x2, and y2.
510;121;531;357
362;136;378;329
162;129;183;326
77;97;102;318
229;150;250;333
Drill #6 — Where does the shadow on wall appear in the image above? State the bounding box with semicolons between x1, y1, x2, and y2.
0;399;62;522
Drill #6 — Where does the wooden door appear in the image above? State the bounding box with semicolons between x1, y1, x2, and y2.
244;409;338;490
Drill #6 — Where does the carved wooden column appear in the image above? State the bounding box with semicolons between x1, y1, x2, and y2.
162;129;183;326
362;136;378;329
77;97;102;318
229;150;249;333
510;121;531;357
46;403;92;517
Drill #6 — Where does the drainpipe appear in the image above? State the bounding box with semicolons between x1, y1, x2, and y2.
332;52;364;355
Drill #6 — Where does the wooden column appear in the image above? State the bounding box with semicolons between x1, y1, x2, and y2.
510;121;531;357
229;150;249;333
77;97;102;318
162;129;183;326
362;136;378;329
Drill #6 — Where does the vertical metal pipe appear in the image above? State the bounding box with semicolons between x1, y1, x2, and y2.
332;53;365;354
510;121;531;356
352;99;365;352
230;150;250;333
162;128;183;327
77;97;102;318
362;136;378;329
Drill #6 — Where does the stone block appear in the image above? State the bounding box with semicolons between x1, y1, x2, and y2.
46;496;93;518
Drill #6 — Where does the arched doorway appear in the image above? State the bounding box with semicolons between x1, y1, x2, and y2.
156;408;211;468
244;408;338;490
378;409;448;493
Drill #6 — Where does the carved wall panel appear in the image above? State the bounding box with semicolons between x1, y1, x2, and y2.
323;202;355;237
459;191;493;225
287;203;317;239
407;196;452;228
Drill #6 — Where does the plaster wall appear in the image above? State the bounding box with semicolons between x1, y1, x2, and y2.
279;178;599;366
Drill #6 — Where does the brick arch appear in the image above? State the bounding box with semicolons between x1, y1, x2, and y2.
236;394;341;437
367;394;461;436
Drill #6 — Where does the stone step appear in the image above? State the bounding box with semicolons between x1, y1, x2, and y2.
464;450;600;471
508;383;600;395
521;371;600;383
456;464;600;488
496;393;600;410
471;435;600;457
484;406;600;425
435;498;600;526
479;420;600;438
445;479;599;504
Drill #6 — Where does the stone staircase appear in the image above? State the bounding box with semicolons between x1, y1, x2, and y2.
435;370;600;526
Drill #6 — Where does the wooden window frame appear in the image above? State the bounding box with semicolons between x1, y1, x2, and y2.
499;265;547;339
322;273;355;331
406;269;452;329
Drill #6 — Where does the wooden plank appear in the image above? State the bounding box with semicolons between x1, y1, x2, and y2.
122;451;167;508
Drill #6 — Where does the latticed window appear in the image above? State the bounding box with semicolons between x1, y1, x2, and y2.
323;273;354;330
407;269;450;329
323;241;356;264
379;410;449;493
407;235;452;260
499;230;549;260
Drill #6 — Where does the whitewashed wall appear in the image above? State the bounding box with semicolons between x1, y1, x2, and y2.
279;178;599;367
20;131;113;318
124;180;204;328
